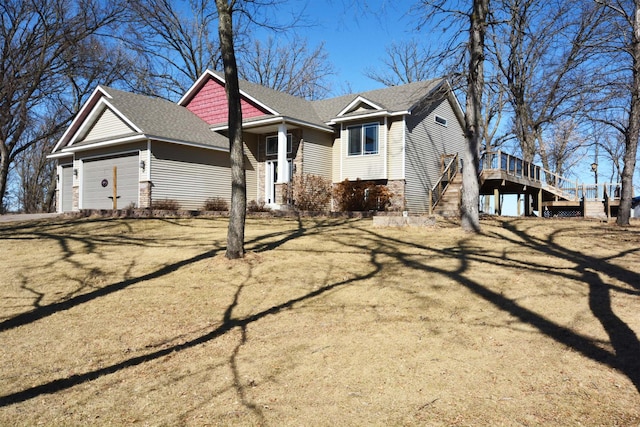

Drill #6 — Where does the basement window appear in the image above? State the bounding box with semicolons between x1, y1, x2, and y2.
435;115;448;127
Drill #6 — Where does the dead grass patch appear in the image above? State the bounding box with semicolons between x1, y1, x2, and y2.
0;216;638;425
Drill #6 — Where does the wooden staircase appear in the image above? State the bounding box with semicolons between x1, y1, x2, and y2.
433;174;462;217
583;200;607;220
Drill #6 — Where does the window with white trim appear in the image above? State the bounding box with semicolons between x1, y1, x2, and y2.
347;123;378;156
266;134;293;156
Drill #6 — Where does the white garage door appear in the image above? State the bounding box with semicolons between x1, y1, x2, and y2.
60;164;74;212
82;154;139;209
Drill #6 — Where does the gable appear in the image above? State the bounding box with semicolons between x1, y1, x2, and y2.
79;107;137;143
337;96;384;117
183;78;271;125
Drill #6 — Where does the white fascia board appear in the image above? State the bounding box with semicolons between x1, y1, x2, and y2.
46;152;75;160
147;136;229;152
328;110;392;124
211;116;333;134
281;116;334;133
178;70;214;106
178;69;279;115
61;135;147;153
445;81;466;126
61;133;230;154
337;96;384;117
51;86;111;153
67;98;143;147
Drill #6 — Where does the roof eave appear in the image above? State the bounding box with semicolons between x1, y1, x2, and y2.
50;86;112;154
327;110;406;125
211;115;333;133
57;133;230;154
59;134;148;153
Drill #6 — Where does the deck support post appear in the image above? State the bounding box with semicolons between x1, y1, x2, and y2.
524;194;531;216
494;188;501;215
517;194;521;216
538;189;543;217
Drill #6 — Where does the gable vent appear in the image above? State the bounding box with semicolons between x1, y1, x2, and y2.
435;115;448;127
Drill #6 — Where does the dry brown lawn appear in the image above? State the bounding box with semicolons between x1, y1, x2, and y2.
0;215;639;426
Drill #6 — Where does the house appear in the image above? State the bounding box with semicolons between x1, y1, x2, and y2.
49;70;467;213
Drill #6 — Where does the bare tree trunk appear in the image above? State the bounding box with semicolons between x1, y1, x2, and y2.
617;2;640;226
216;0;246;259
0;144;9;213
461;0;488;232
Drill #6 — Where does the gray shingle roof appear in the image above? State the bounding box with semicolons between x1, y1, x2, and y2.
311;79;445;122
208;71;330;129
211;70;445;127
98;86;229;150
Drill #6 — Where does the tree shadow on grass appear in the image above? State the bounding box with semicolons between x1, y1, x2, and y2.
2;216;637;411
0;215;365;408
0;245;383;407
0;215;333;332
352;219;640;394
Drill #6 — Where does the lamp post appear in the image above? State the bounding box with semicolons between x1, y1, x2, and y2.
591;162;598;185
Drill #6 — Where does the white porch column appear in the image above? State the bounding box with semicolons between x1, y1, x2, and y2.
276;123;289;183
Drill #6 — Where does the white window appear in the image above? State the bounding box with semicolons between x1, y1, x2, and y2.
435;115;448;127
266;134;292;156
347;123;378;156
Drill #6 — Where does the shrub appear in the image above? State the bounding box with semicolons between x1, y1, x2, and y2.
332;179;392;212
247;199;271;212
151;198;181;210
291;173;332;211
202;197;229;211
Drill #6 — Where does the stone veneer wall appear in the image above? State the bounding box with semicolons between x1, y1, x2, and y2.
139;181;152;208
72;186;79;211
386;179;406;212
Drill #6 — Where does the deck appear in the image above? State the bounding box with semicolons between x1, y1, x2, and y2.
478;151;621;218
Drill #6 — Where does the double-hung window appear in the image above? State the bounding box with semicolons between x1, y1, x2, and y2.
266;134;292;156
347;123;378;156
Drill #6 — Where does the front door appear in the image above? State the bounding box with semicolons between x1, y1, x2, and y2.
265;160;293;205
265;160;277;204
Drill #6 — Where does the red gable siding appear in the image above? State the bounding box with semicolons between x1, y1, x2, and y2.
185;78;269;125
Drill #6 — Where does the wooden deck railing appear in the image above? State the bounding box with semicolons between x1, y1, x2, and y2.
480;151;624;203
579;183;622;201
429;154;459;215
480;151;581;201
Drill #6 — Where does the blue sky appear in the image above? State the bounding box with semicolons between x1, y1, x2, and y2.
268;0;420;94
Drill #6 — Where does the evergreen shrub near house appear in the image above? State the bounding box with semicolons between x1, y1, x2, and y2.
151;199;181;210
332;179;392;212
290;173;332;211
202;197;229;211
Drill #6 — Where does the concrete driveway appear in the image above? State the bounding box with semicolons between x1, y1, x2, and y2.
0;213;60;223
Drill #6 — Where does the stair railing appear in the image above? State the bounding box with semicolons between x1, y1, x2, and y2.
480;150;580;202
429;153;459;215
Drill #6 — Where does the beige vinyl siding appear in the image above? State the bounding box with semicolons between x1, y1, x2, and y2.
244;135;258;202
151;141;232;210
301;129;332;178
82;108;135;142
404;97;466;213
339;121;386;181
60;163;74;212
332;131;342;183
387;118;405;180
